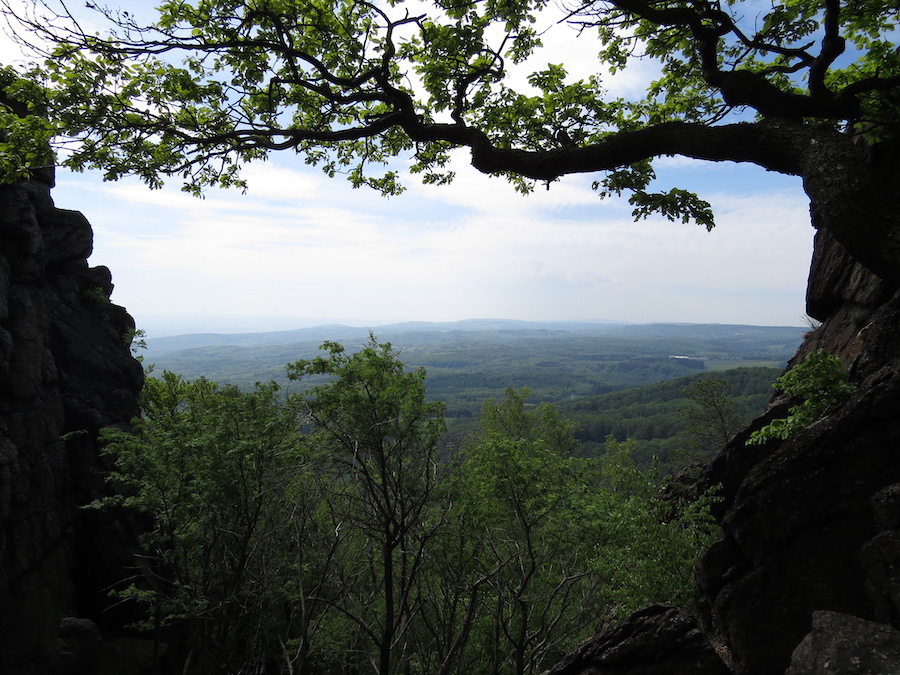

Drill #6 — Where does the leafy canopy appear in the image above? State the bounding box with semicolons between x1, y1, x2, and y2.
92;347;722;672
1;0;898;227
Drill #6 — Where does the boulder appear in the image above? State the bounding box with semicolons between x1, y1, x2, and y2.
57;617;103;675
544;605;730;675
786;610;900;675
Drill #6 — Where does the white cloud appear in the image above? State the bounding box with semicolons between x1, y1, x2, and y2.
56;150;813;332
8;0;814;333
654;155;715;170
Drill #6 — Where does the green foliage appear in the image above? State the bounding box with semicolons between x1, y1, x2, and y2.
748;350;856;445
146;324;802;429
2;0;896;228
95;345;724;673
97;371;307;672
0;66;54;183
677;376;746;461
590;438;720;618
123;327;148;363
453;388;604;673
564;367;780;471
628;188;715;232
446;389;721;670
286;335;448;674
80;285;109;304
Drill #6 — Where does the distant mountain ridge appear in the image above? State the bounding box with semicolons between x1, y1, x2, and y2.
145;319;803;355
140;320;806;424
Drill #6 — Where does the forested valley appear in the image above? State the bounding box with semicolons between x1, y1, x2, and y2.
144;321;801;473
94;324;800;673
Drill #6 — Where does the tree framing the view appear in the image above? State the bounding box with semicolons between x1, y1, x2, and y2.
286;336;449;675
0;0;898;285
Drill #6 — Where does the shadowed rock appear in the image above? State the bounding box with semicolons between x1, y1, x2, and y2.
544;605;729;675
786;610;900;675
0;173;143;674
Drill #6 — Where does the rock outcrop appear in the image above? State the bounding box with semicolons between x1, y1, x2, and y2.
785;610;900;675
545;605;730;675
690;226;900;674
0;171;143;674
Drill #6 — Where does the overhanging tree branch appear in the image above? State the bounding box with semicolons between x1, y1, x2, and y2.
1;0;898;278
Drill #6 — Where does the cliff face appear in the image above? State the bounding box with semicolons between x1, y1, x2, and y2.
0;171;143;674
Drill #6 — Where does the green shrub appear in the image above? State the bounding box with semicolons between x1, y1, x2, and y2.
747;350;855;445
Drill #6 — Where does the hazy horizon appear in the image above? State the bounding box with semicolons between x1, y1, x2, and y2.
139;315;810;340
5;1;815;338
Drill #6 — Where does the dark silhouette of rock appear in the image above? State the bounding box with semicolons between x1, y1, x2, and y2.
785;610;900;675
0;172;143;674
57;617;103;675
862;483;900;626
544;605;729;675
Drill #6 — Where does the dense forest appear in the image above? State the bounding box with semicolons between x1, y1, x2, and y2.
562;367;781;470
143;322;798;473
92;324;792;672
98;336;722;674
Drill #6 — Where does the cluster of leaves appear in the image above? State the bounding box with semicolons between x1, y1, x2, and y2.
0;66;54;182
747;349;856;445
677;376;747;460
95;372;306;671
96;336;720;674
1;0;897;231
450;389;604;672
592;438;720;617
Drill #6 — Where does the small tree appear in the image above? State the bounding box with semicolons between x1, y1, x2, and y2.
97;371;306;673
286;335;447;675
678;377;745;462
455;388;604;674
591;438;720;618
748;349;855;445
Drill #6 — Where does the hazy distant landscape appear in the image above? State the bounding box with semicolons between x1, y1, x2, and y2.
144;320;804;470
145;320;804;391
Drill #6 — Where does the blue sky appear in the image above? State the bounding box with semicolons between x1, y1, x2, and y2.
3;1;815;337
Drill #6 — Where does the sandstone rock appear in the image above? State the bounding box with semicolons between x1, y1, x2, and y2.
786;610;900;674
861;483;900;626
693;225;900;674
544;605;729;675
806;229;890;322
57;617;103;675
0;175;143;674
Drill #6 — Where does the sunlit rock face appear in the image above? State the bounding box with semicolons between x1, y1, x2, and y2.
0;171;143;674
